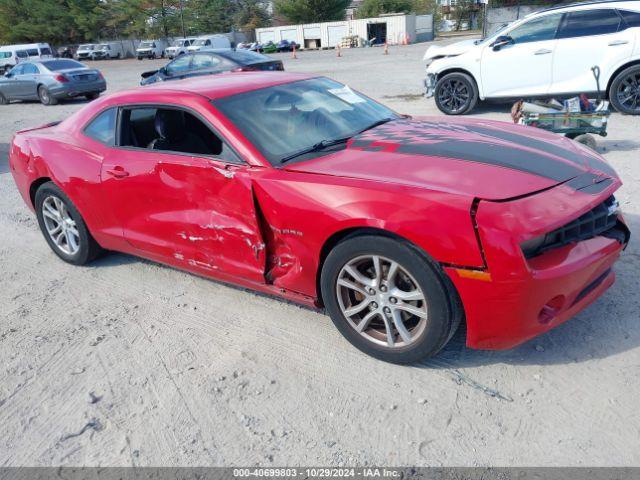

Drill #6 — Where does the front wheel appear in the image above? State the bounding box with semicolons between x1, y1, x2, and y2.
321;235;462;363
34;182;104;265
434;72;478;115
0;91;8;105
85;92;100;100
609;65;640;115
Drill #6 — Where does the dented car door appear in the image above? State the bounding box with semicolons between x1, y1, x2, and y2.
100;144;266;284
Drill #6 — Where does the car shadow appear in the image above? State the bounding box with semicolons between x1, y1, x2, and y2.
0;143;9;175
419;212;639;368
598;139;640;153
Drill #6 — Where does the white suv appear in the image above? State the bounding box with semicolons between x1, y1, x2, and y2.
424;0;640;115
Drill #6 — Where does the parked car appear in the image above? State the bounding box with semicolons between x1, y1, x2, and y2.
187;35;231;52
277;39;300;52
91;43;124;60
424;0;640;115
57;46;77;59
8;72;629;363
76;44;97;61
261;41;278;54
165;38;198;59
0;59;106;105
136;40;168;60
0;43;53;73
140;49;284;85
248;42;263;52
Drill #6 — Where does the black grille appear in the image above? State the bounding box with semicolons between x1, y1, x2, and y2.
522;196;620;259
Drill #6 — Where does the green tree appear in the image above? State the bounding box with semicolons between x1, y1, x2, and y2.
235;0;271;39
274;0;350;24
356;0;413;18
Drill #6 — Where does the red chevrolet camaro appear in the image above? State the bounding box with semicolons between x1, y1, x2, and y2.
9;72;630;363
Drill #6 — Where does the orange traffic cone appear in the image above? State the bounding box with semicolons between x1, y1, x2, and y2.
291;44;297;59
384;42;389;55
336;44;341;57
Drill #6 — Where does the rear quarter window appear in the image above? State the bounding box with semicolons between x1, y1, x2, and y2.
557;9;621;38
620;9;640;27
84;108;117;146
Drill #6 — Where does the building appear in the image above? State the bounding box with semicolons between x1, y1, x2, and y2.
255;13;434;49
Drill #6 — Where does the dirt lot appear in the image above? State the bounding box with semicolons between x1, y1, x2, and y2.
1;41;640;467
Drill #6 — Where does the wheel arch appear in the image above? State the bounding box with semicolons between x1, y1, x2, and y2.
315;226;463;314
605;59;640;99
436;68;479;90
29;176;53;208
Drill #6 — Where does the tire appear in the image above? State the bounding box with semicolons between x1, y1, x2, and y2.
573;133;598;151
0;91;8;105
137;57;142;61
320;235;462;364
609;64;640;115
38;85;57;105
434;72;478;115
34;182;104;265
85;92;99;101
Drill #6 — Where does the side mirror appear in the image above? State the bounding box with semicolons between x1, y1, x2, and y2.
5;72;12;78
491;35;514;51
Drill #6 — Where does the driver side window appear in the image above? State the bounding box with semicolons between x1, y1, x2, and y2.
508;13;563;44
118;106;242;163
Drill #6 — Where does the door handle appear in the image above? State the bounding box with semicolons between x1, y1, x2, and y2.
105;166;129;178
608;40;629;46
534;49;552;55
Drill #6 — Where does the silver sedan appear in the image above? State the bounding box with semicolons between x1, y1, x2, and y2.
0;59;106;106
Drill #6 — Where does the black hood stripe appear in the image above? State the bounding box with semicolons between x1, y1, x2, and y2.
350;120;613;184
467;124;617;178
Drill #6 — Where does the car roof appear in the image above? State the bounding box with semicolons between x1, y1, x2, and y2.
136;72;314;100
537;0;640;14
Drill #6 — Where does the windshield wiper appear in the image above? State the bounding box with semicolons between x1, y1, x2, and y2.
280;136;351;164
279;118;396;165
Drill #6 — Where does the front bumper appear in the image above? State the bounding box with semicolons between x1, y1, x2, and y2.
446;183;629;350
424;73;436;98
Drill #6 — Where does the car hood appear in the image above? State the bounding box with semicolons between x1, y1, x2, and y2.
423;39;477;61
284;117;618;201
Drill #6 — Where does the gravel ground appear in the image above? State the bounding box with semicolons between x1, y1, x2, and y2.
1;40;640;467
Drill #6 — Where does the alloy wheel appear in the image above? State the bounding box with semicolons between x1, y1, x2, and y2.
616;71;640;113
438;79;470;114
41;195;81;255
336;255;428;348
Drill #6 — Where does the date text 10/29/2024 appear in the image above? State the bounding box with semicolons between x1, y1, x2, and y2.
233;468;401;478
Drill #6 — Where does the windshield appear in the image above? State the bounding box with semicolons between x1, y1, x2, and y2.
139;42;154;48
78;45;94;51
98;44;110;50
194;39;207;46
213;78;399;166
172;40;186;47
43;59;84;71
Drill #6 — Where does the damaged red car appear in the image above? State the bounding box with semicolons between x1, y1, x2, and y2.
9;73;630;363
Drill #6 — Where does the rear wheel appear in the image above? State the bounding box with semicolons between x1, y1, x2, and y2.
38;85;57;105
434;72;478;115
321;235;462;364
85;92;100;100
34;182;104;265
609;65;640;115
0;92;8;105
